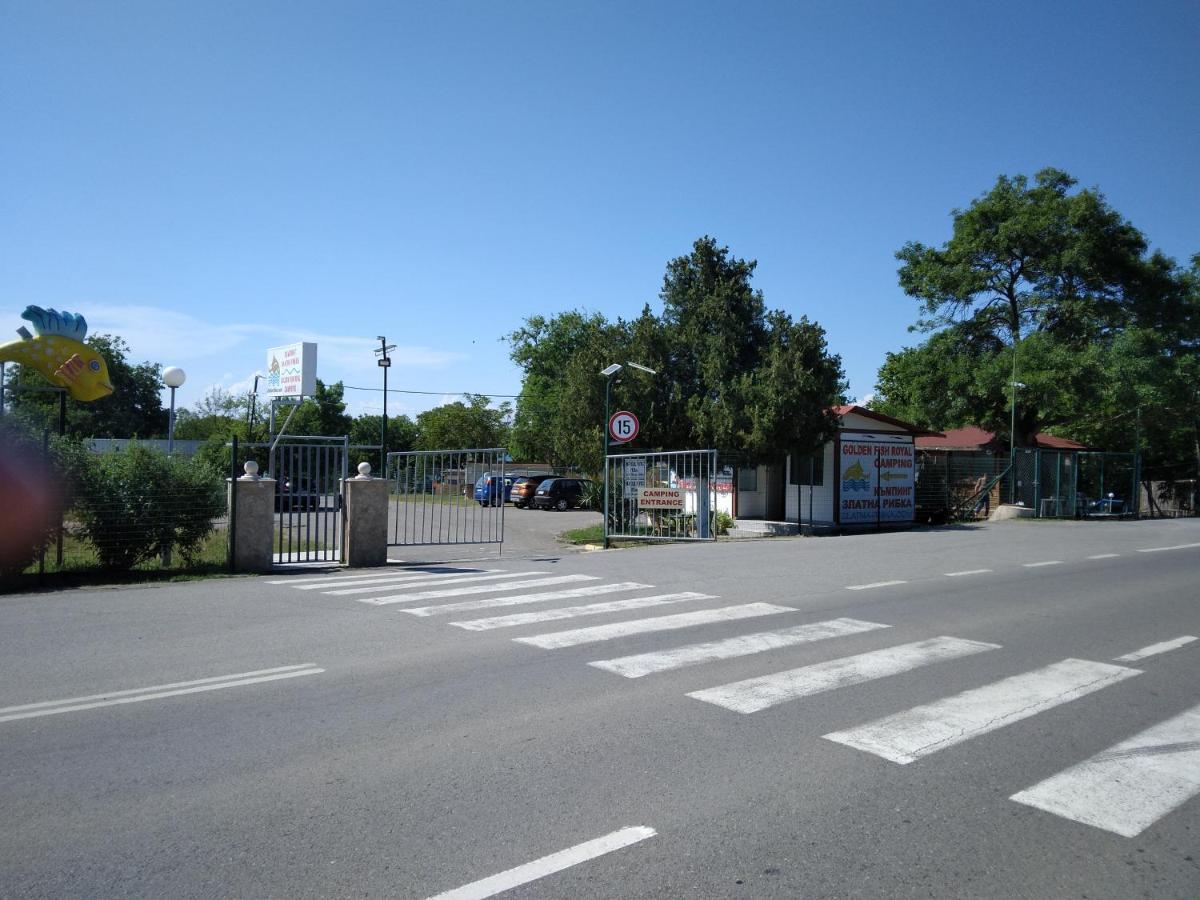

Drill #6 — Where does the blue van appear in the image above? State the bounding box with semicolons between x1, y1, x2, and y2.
473;473;514;506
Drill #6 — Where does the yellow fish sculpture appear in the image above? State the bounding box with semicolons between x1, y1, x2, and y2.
0;306;114;402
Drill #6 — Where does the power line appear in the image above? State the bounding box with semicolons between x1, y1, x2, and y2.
342;384;521;398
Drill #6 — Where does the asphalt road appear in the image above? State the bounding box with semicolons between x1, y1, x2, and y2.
2;518;1198;898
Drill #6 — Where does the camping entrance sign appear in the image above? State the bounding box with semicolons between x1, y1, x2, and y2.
839;431;915;524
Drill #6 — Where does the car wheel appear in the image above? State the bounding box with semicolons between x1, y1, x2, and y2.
556;498;568;511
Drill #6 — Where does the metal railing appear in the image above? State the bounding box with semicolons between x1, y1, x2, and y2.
605;449;718;543
386;448;507;546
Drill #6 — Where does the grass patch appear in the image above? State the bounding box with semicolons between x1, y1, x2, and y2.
560;523;604;545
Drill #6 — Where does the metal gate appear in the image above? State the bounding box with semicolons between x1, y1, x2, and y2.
386;448;507;546
269;436;348;564
604;449;718;544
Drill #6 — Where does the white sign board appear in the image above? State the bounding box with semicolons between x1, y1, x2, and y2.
838;434;915;524
266;342;317;397
623;457;646;499
639;487;684;509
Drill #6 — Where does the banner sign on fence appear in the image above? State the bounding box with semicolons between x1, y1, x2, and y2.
266;342;317;397
638;487;684;509
839;434;915;524
623;457;646;499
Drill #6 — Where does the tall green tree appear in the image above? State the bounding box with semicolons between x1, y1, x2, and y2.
415;394;510;450
885;169;1190;448
506;237;844;471
286;379;352;437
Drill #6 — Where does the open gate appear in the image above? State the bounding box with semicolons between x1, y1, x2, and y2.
386;448;507;547
269;435;349;564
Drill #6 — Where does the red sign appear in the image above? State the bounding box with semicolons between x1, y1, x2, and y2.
609;410;639;444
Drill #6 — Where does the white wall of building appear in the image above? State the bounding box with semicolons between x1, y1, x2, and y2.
786;442;836;524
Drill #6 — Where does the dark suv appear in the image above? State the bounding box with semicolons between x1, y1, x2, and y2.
530;477;592;511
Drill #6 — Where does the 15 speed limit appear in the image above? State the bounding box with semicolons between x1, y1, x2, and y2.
608;410;639;444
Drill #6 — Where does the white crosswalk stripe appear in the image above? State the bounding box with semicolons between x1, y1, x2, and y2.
360;574;599;606
824;658;1139;764
449;593;715;631
1010;702;1200;837
326;571;544;596
515;603;797;650
402;582;654;617
688;636;999;714
591;618;891;679
267;567;481;587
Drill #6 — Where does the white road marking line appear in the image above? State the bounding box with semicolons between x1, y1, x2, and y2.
845;580;907;591
1114;635;1198;662
944;569;992;577
824;658;1139;764
0;665;324;723
1136;542;1200;553
403;582;653;617
266;567;480;587
363;575;598;606
291;569;497;591
1011;702;1200;837
426;825;656;900
689;636;998;714
1023;560;1063;568
325;571;525;595
591;618;891;679
450;593;714;631
1086;553;1120;560
516;603;796;650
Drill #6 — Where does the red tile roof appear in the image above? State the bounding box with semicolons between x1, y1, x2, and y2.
915;426;1085;451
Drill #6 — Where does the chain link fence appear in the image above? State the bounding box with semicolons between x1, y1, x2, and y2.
914;450;1011;523
2;428;231;587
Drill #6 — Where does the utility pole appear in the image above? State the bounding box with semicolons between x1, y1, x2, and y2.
375;336;396;472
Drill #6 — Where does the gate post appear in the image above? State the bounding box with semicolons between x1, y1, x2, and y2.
228;461;275;572
343;462;388;567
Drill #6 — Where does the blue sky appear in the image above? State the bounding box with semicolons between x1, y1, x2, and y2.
3;1;1197;423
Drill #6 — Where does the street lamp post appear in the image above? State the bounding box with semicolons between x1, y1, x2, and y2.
247;373;263;441
163;367;186;455
600;362;657;550
1009;379;1025;503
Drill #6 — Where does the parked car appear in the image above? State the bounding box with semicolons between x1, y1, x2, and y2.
473;473;515;506
275;476;319;511
530;477;593;511
510;474;555;509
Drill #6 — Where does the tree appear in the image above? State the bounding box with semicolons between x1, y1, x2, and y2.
506;237;845;471
8;334;166;437
887;169;1190;447
286;379;352;437
172;387;250;441
416;394;511;450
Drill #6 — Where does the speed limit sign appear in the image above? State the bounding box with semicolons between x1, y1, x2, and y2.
608;410;639;444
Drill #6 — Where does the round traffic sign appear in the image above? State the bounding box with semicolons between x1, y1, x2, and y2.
608;410;639;444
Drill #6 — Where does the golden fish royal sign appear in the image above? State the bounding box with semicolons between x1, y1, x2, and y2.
0;306;114;402
839;431;915;524
265;341;317;399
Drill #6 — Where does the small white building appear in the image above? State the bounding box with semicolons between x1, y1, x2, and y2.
734;405;935;531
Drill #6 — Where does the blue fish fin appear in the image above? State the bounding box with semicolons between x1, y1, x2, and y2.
20;305;88;340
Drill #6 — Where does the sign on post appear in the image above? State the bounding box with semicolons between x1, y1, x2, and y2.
266;342;317;398
638;487;684;509
622;457;646;499
609;410;639;444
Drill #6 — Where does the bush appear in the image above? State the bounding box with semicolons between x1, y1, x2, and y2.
71;444;226;570
714;511;734;536
580;478;604;511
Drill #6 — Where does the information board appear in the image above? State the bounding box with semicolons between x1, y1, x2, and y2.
838;432;915;524
266;342;317;397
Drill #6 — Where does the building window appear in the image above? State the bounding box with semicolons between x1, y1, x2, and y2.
791;448;824;486
737;467;758;492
